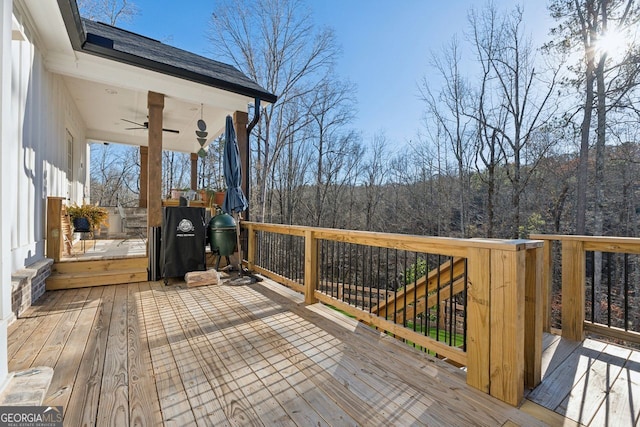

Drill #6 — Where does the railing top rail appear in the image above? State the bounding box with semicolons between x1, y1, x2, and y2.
530;234;640;242
530;234;640;254
243;221;542;254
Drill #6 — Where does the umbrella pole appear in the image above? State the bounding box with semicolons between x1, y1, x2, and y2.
236;212;242;276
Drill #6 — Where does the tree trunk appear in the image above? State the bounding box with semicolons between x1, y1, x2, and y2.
576;67;594;235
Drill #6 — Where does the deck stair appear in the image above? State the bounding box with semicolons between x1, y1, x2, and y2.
104;207;148;239
46;256;148;290
370;257;466;322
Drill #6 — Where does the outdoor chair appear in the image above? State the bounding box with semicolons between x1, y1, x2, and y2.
117;201;147;246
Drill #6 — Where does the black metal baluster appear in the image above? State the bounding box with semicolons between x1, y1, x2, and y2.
463;259;468;351
590;251;595;323
413;254;418;335
338;241;344;301
449;255;454;347
436;255;442;345
607;252;612;327
393;249;398;328
384;248;390;320
624;253;629;331
369;246;374;312
402;251;408;328
354;245;360;309
376;246;382;316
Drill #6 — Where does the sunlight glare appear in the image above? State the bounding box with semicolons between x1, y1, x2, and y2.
596;28;628;60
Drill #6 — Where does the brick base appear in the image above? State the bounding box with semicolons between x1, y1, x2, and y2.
11;259;53;321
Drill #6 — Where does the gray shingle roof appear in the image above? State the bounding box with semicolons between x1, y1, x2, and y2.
80;19;276;103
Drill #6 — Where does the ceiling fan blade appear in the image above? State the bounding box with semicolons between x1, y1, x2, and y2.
123;119;178;133
121;118;145;126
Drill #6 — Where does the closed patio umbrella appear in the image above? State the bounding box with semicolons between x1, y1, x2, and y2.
221;115;248;275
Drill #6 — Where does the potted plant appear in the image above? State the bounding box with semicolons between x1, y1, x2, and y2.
67;203;109;233
214;187;226;206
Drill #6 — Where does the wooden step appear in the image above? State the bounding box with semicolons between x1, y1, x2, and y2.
47;257;148;290
52;257;146;274
46;269;148;290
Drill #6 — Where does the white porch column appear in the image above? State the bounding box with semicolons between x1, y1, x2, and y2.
0;0;14;387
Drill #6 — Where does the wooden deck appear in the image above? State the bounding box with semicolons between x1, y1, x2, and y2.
527;332;640;426
8;277;548;426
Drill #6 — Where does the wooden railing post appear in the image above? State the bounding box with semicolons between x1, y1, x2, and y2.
246;224;256;271
562;240;585;341
46;196;65;262
466;247;491;395
540;239;553;332
304;229;318;305
467;241;538;406
488;247;526;406
524;245;542;389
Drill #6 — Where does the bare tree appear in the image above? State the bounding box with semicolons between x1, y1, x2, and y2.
468;4;506;237
162;151;190;198
270;120;312;225
90;143;139;206
469;4;559;237
303;78;357;226
77;0;139;25
208;0;339;222
548;0;640;234
419;36;474;237
198;136;225;191
361;133;390;231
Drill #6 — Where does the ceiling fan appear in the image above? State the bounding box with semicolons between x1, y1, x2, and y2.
121;118;180;134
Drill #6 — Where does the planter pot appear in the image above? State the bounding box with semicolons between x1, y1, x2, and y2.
72;217;91;233
170;189;182;199
214;191;225;206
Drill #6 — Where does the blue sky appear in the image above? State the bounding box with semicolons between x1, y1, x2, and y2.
119;1;552;150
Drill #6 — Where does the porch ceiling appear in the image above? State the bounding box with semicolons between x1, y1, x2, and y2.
25;0;271;154
50;52;252;153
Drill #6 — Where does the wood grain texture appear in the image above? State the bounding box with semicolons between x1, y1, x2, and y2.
528;338;607;408
524;246;543;389
466;247;491;394
561;240;585;341
7;291;64;358
44;286;103;409
13;279;632;426
151;284;230;426
52;257;147;274
63;285;115;427
46;197;64;262
139;282;197;426
304;229;318;304
96;285;129;426
128;283;163;426
489;249;525;406
557;343;631;424
12;288;88;371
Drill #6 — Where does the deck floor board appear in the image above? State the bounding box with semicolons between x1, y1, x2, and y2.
8;278;603;426
528;334;640;426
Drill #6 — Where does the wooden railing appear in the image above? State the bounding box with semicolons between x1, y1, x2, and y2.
531;234;640;345
244;222;543;406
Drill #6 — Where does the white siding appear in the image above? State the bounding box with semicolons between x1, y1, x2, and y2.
8;5;86;272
